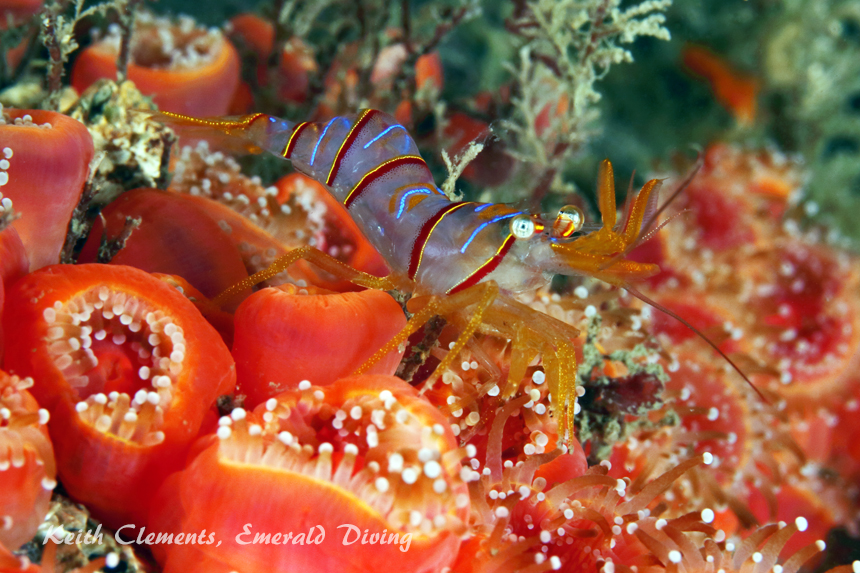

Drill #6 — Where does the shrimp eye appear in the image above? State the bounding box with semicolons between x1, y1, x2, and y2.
554;205;584;238
510;215;537;239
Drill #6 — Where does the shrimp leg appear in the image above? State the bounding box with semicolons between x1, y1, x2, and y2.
353;297;446;376
211;246;397;307
504;323;538;399
354;281;500;381
478;298;579;442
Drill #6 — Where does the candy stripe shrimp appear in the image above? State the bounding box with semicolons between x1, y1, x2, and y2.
153;108;753;442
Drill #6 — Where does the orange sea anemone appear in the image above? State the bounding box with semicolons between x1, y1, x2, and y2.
415;52;443;93
592;316;855;548
456;451;696;572
2;264;236;528
640;144;802;264
0;223;28;359
168;140;291;226
78;188;250;300
149;375;468;573
648;294;743;355
410;328;568;460
629;144;859;408
0;225;28;289
71;13;240;116
662;352;751;469
276;38;315;104
227;13;274;63
232;284;407;407
743;240;860;404
0;108;94;270
606;144;860;558
746;481;845;561
456;447;829;573
227;13;316;105
0;372;55;551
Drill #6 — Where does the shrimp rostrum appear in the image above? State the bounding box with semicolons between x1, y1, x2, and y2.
156;109;664;443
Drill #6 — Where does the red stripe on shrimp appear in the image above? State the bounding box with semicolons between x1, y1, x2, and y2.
343;155;428;209
448;234;516;294
282;122;311;158
408;202;473;280
326;109;378;186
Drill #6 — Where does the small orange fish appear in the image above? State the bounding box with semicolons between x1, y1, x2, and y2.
682;44;758;126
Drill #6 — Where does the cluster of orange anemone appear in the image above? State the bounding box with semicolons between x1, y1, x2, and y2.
624;145;860;544
1;9;860;573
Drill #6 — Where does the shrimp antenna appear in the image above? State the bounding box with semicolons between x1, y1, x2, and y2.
638;152;705;242
622;283;769;404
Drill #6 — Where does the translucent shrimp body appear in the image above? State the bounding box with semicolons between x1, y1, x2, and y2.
172;109;660;296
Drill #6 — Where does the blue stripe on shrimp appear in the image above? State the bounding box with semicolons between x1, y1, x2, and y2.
396;187;436;219
310;117;348;166
363;124;407;149
460;212;521;254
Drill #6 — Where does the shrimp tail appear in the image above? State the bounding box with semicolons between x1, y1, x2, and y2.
141;109;296;156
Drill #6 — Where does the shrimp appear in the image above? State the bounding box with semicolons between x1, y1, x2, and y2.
153;108;751;443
